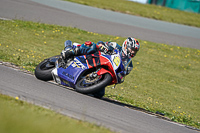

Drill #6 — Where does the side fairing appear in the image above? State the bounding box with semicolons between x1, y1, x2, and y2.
54;51;122;87
57;56;87;87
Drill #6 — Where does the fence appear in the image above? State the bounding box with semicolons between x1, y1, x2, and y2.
148;0;200;13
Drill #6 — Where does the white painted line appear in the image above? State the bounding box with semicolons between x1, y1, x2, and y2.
0;17;12;20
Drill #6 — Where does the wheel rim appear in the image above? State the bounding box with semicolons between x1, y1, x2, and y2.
79;74;103;87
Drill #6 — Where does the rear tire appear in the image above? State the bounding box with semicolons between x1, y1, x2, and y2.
75;73;112;94
35;55;60;81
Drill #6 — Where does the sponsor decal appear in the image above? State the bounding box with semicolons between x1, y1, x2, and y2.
62;79;70;86
62;71;74;80
71;58;85;69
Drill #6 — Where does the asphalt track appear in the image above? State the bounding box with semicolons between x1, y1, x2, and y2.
0;0;200;49
0;0;199;133
0;64;198;133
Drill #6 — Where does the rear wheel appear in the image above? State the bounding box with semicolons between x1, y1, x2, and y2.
75;72;112;94
35;55;60;81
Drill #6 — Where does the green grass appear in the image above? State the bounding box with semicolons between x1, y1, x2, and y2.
106;43;200;127
65;0;200;28
0;94;112;133
0;19;200;129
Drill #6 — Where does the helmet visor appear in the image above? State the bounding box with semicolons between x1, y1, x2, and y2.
128;47;138;58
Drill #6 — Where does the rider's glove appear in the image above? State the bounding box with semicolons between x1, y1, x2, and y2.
106;42;114;51
61;50;74;60
99;45;114;54
99;45;109;54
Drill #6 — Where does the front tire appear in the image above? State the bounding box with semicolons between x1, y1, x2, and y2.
75;73;112;94
93;88;105;99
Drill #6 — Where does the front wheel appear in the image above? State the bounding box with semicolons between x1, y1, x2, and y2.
35;55;60;81
75;73;112;94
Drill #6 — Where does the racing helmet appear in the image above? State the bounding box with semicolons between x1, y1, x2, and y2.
122;37;140;58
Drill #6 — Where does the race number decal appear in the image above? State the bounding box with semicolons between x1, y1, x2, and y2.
113;56;120;67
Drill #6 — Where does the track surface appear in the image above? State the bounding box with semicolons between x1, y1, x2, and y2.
0;0;199;132
0;0;200;49
0;65;198;133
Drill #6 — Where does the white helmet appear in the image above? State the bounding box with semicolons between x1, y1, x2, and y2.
122;37;140;58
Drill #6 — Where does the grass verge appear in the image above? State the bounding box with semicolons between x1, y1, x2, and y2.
65;0;200;28
0;94;112;133
0;19;200;129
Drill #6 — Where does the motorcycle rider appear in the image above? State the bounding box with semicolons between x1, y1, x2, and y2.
61;37;140;98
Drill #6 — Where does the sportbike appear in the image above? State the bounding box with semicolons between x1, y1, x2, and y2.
35;44;131;98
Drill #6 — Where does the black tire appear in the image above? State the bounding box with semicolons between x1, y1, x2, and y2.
35;55;60;81
93;88;105;99
75;73;112;94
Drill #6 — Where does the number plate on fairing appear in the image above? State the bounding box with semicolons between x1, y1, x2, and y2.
111;54;121;70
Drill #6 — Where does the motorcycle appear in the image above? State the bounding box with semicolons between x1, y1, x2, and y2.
35;43;131;98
